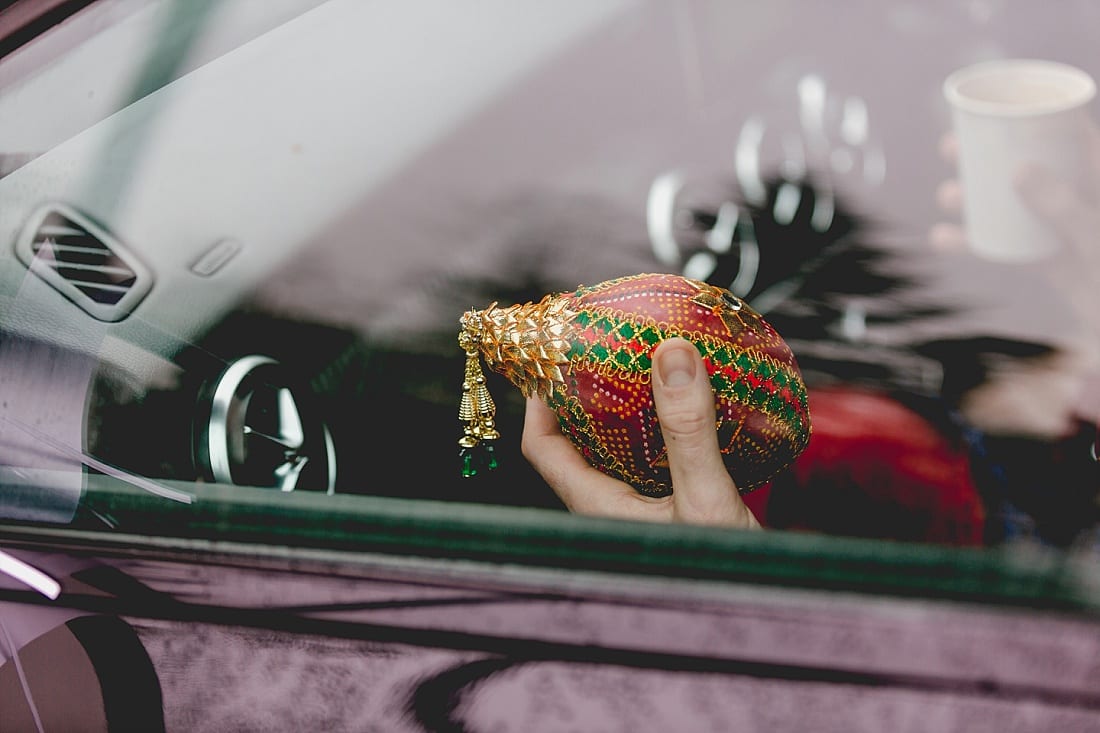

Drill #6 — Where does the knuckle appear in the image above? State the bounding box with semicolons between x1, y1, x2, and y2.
520;432;537;462
660;406;714;442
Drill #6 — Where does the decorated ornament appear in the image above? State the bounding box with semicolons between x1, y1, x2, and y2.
457;273;811;496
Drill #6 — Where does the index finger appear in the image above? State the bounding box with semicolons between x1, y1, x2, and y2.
521;397;670;521
939;131;958;164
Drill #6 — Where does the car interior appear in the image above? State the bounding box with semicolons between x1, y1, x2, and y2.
1;1;1099;730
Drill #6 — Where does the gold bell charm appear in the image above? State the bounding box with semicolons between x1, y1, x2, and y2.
458;308;500;477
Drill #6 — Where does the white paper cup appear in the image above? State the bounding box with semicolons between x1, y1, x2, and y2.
943;59;1097;262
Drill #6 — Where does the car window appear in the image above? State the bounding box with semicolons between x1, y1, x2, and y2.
0;0;1098;602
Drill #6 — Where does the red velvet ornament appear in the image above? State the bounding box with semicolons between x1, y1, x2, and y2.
458;273;811;496
765;385;987;546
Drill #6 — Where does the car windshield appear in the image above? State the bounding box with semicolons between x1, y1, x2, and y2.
0;0;1098;606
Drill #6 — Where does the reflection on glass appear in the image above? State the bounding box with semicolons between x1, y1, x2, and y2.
0;1;1097;552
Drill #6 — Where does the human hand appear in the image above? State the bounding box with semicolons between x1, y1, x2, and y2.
521;337;761;529
929;127;1100;435
930;127;1100;336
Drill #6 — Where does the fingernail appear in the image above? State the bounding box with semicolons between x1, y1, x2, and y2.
657;342;696;387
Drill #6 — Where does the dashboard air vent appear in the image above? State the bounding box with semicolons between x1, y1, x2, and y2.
15;203;153;322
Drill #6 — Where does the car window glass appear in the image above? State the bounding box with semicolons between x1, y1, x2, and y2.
0;0;1097;568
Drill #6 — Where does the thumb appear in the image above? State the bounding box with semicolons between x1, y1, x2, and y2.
651;338;758;527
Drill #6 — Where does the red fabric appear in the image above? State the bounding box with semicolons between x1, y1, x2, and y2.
763;385;986;546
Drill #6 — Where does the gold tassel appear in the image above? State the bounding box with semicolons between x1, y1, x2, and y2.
458;309;499;477
456;296;576;478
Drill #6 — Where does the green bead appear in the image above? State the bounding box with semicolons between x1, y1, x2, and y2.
461;449;477;478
